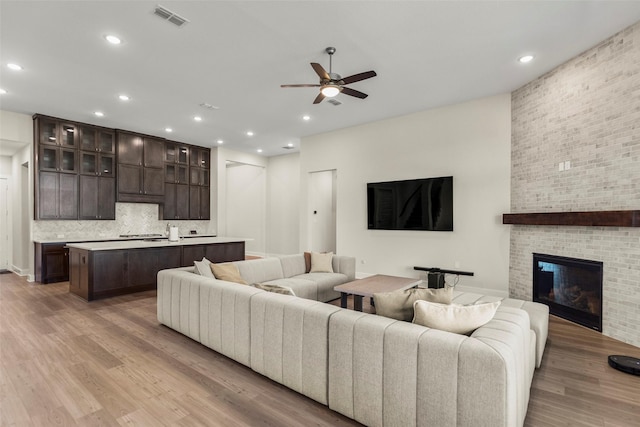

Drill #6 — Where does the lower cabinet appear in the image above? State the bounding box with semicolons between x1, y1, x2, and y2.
69;241;244;301
35;243;69;283
182;241;245;265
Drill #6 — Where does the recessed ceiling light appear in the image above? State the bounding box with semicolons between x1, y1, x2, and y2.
257;149;263;153
193;116;202;122
165;127;173;133
217;139;223;144
518;55;534;64
7;63;22;71
105;35;122;45
287;143;294;147
246;131;254;136
118;94;130;101
302;115;310;121
0;88;6;95
94;111;104;117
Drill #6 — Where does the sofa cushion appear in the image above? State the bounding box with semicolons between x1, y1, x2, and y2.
412;300;501;334
194;258;214;278
210;263;247;284
278;254;307;278
373;287;453;321
295;272;346;302
253;282;296;296
310;252;333;273
234;257;284;284
264;277;318;301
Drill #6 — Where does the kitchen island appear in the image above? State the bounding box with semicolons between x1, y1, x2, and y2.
67;237;246;301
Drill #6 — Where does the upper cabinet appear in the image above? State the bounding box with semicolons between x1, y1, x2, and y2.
79;125;115;153
34;114;213;221
34;115;80;219
116;131;165;204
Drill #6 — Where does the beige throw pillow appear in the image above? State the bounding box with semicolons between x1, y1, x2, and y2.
210;263;247;284
412;300;501;335
252;283;296;296
310;251;333;273
373;286;453;321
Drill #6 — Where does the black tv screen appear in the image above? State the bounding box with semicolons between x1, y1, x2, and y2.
367;176;453;231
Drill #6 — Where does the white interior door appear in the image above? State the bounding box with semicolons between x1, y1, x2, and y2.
0;178;8;271
309;170;336;253
225;162;266;256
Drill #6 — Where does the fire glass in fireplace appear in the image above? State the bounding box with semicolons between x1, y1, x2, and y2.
533;253;603;332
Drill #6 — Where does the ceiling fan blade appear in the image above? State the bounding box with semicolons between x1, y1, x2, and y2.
311;63;330;80
313;92;326;104
341;70;377;85
281;84;322;88
341;87;368;99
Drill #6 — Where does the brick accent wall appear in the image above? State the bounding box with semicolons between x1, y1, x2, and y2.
510;21;640;346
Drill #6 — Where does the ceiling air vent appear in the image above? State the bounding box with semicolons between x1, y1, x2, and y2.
327;98;342;106
153;5;189;27
282;146;295;150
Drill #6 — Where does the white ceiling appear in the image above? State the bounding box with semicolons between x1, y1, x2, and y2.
1;1;640;157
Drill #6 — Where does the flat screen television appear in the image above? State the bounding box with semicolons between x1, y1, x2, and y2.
367;176;453;231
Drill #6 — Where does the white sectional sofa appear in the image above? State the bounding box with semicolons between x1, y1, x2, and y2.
157;254;548;427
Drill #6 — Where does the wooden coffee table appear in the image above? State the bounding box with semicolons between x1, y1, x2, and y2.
334;274;422;312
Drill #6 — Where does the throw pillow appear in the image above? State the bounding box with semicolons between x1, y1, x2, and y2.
310;251;334;273
252;283;296;296
194;257;214;278
373;286;453;321
303;251;312;273
210;263;247;284
412;300;501;335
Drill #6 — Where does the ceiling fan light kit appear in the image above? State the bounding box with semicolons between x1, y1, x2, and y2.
281;46;377;104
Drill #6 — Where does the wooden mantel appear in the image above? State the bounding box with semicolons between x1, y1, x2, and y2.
502;210;640;227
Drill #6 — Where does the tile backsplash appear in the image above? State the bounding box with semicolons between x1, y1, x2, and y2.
33;203;214;241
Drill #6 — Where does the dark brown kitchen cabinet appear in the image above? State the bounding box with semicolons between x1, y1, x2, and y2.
39;145;77;173
181;241;245;266
79;175;115;220
35;242;69;283
165;141;189;164
190;147;210;169
79;125;115;154
69;245;182;301
38;172;78;219
189;185;210;220
162;182;189;220
80;151;114;177
117;131;165;203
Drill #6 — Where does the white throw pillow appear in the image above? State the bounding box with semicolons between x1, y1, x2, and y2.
412;300;501;335
310;251;334;273
194;257;214;278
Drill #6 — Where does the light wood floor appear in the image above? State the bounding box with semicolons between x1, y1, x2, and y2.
1;273;639;426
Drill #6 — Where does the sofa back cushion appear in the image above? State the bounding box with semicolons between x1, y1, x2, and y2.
234;257;284;284
278;254;306;278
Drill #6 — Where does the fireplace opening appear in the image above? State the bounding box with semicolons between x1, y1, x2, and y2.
533;253;603;332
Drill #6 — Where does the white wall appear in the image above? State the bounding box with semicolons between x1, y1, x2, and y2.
226;162;266;255
0;110;34;278
266;153;300;255
299;94;512;294
214;147;268;247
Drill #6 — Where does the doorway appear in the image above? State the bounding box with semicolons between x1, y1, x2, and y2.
0;177;8;271
308;170;336;253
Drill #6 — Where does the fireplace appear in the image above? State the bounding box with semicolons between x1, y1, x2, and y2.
533;253;603;331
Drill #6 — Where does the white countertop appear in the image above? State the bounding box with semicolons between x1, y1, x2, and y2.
34;234;217;244
65;236;248;251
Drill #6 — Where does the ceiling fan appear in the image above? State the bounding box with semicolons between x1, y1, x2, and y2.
281;47;377;104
